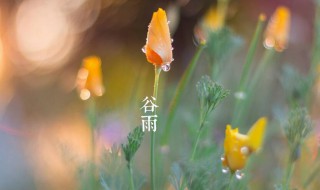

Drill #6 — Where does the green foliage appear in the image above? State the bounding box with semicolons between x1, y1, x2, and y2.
280;65;312;106
205;27;243;64
169;163;185;190
100;146;146;190
196;75;229;129
284;108;313;161
121;126;145;165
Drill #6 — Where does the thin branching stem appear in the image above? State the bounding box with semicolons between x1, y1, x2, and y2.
161;45;205;145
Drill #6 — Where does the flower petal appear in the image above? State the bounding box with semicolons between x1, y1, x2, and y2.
247;117;267;152
146;8;173;66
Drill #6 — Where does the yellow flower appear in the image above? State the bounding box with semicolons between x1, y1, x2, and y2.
222;117;267;172
77;56;105;100
144;8;173;67
194;5;226;44
264;6;291;52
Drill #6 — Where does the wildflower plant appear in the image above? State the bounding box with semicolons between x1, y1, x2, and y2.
284;108;312;162
191;75;229;160
142;8;173;190
121;126;145;190
280;65;313;107
282;108;313;189
196;75;229;130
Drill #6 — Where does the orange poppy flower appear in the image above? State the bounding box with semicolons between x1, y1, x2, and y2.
77;56;105;100
264;6;291;52
144;8;173;68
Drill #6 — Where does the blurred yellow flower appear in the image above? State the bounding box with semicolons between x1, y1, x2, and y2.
222;117;267;172
194;4;227;44
264;6;291;52
143;8;173;68
77;56;105;100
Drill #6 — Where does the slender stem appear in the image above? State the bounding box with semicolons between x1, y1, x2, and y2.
284;158;295;190
310;4;320;74
306;4;320;108
128;162;135;190
232;49;275;127
151;66;161;190
231;15;266;126
190;128;202;161
87;99;97;190
190;108;208;161
161;45;205;145
226;174;233;190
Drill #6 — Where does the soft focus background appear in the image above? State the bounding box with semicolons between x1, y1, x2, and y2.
0;0;318;189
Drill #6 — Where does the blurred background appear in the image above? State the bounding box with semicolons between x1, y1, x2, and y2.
0;0;318;189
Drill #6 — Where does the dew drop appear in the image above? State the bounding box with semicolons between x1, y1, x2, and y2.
240;146;249;156
234;91;246;100
161;63;171;72
220;156;225;162
171;38;174;42
141;46;146;53
235;170;244;180
222;166;230;174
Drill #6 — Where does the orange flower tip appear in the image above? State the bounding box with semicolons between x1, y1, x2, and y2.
144;8;173;68
259;13;266;22
77;55;105;99
264;6;291;52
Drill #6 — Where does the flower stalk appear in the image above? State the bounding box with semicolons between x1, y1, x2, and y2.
150;66;161;190
191;76;229;161
231;14;266;126
122;126;145;190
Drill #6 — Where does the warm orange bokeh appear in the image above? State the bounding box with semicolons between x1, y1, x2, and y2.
264;6;291;52
77;56;105;100
144;8;173;67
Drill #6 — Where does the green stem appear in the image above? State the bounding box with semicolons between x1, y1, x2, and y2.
303;160;320;188
310;4;320;74
190;107;209;161
190;127;202;161
284;159;295;190
128;162;135;190
231;15;266;126
226;174;233;190
232;49;275;127
87;99;97;190
161;45;205;145
306;4;320;108
151;66;161;190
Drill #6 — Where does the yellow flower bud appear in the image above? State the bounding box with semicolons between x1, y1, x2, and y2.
222;117;267;172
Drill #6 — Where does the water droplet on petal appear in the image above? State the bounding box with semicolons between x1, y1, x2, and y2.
141;46;146;53
222;166;230;174
171;38;174;42
240;146;249;156
161;63;170;72
220;156;225;162
167;21;171;24
235;170;244;180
